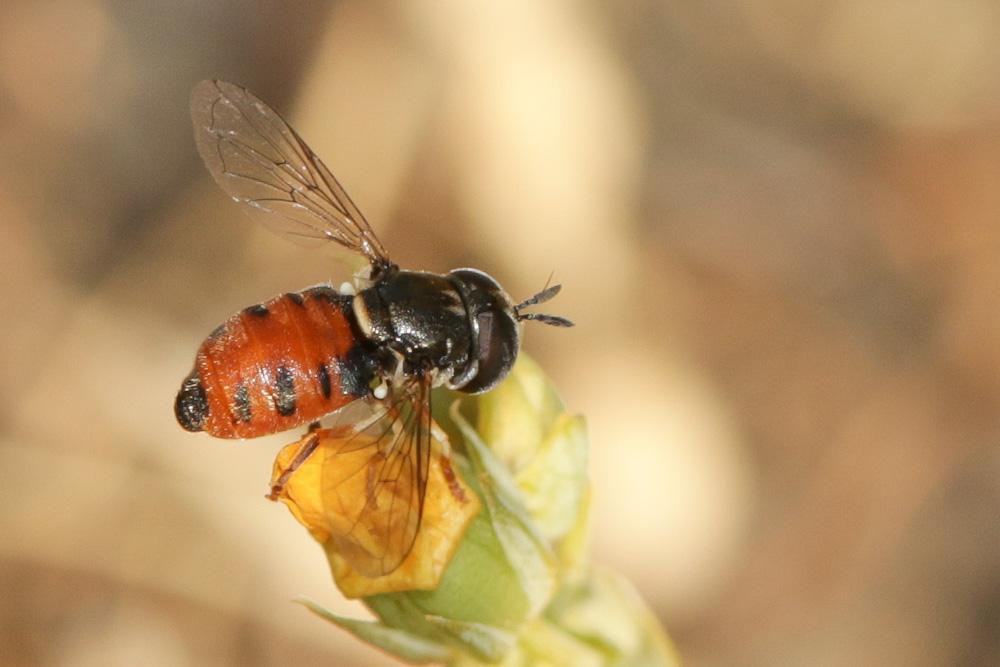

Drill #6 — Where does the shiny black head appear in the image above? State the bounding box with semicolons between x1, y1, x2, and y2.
448;269;573;394
448;269;520;394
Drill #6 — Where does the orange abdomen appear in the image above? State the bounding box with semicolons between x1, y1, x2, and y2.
175;285;375;439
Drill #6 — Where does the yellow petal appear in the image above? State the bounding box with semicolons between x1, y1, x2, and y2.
270;427;481;598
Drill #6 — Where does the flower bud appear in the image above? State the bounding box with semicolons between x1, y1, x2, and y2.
273;356;678;666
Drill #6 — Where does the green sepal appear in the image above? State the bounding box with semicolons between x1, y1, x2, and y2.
515;412;589;543
452;402;558;620
475;355;565;473
296;597;452;664
425;616;518;663
403;510;531;626
544;568;683;667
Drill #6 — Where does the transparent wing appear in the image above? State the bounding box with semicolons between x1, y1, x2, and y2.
318;378;432;576
190;79;390;267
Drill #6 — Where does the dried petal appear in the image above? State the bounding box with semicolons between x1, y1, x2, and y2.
271;427;481;598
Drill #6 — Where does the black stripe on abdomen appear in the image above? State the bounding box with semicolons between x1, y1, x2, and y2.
233;384;251;423
274;365;296;416
317;363;332;399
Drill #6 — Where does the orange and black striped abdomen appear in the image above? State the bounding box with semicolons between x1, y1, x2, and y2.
175;286;376;439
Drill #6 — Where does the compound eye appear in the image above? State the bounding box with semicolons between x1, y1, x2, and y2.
460;309;519;394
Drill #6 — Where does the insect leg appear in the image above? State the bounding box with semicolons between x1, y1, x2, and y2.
439;455;466;503
267;430;321;500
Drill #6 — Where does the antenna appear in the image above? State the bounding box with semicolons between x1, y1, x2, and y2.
514;282;574;327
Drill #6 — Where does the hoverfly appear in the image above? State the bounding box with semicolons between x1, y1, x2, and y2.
175;80;571;576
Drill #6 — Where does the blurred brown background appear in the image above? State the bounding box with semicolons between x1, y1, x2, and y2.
2;1;999;665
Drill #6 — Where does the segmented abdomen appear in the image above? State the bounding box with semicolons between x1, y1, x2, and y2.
175;286;375;439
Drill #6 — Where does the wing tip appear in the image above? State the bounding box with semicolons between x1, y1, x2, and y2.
191;79;248;115
191;78;220;102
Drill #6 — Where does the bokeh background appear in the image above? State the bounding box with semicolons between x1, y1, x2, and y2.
2;1;999;665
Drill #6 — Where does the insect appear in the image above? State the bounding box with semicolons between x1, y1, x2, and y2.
175;80;571;576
